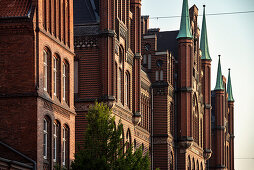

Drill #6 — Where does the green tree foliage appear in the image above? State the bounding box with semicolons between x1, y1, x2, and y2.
71;102;150;170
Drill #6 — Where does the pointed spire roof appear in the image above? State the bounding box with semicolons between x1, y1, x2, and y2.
227;69;234;102
176;0;193;39
200;5;211;60
215;55;224;90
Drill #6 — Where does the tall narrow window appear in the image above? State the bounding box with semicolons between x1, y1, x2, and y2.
43;0;47;29
53;123;57;162
63;127;66;166
143;54;147;64
63;125;69;168
160;70;163;81
126;129;131;150
63;61;69;104
43;117;51;169
148;54;151;69
43;119;48;159
155;71;159;81
43;49;51;95
125;72;130;108
118;68;122;103
53;57;57;96
63;63;66;101
43;51;48;91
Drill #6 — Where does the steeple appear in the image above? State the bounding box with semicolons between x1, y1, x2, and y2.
176;0;193;39
200;5;211;60
227;69;234;102
215;55;224;90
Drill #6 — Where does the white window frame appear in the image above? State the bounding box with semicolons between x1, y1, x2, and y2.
125;73;128;106
63;127;66;166
53;57;57;96
53;123;57;162
43;119;47;159
43;51;48;91
63;63;66;101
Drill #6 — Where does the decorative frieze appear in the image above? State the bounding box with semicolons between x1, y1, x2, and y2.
43;100;70;119
74;37;97;48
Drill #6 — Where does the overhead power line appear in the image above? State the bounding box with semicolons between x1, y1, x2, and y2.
149;10;254;19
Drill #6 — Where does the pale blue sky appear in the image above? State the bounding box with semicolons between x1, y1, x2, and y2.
141;0;254;169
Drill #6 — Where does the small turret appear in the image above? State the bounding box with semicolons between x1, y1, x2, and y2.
215;55;224;90
227;69;234;102
200;5;211;60
176;0;193;39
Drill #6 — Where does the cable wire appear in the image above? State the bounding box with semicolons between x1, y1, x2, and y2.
149;10;254;19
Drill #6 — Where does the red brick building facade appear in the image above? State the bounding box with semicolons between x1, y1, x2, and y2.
0;0;76;169
0;0;235;170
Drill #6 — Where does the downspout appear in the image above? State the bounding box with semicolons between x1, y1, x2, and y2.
151;87;154;170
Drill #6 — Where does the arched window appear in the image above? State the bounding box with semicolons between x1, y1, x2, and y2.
148;54;151;69
63;125;70;168
63;60;69;105
142;143;144;152
53;55;60;98
53;120;61;165
43;116;51;169
125;72;130;108
201;162;203;170
126;129;131;150
43;0;47;29
43;49;51;95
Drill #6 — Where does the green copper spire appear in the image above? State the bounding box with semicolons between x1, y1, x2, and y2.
200;5;211;60
227;69;234;102
215;55;224;90
176;0;193;39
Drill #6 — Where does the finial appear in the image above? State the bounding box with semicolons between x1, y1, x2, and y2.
214;55;224;90
176;0;193;40
227;68;234;102
200;5;211;60
228;68;231;71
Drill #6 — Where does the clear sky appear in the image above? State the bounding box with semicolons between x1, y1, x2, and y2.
141;0;254;169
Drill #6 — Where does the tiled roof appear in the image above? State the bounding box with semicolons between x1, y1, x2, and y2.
74;0;99;25
157;31;179;58
0;0;31;18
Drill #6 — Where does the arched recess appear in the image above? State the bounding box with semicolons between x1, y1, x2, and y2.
192;158;195;170
201;162;203;170
187;156;191;170
196;160;199;170
193;93;199;144
126;128;131;150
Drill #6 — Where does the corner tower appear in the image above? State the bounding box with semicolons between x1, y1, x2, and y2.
176;0;195;169
200;5;212;162
227;69;235;170
213;55;226;169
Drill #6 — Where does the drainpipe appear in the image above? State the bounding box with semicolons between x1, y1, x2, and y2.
151;87;154;170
